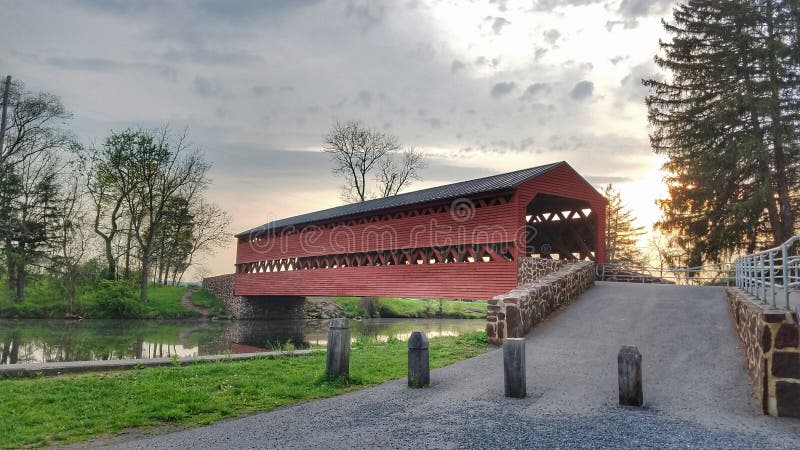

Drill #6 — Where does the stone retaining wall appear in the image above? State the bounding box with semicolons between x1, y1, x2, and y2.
202;274;304;320
488;260;595;345
726;288;800;417
517;258;567;284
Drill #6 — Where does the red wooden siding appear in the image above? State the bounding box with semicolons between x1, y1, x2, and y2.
236;194;517;264
234;262;516;299
233;162;606;300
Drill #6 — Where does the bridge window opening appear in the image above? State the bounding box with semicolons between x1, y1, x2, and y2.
526;193;597;261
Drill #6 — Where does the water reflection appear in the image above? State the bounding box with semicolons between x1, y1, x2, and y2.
0;318;485;365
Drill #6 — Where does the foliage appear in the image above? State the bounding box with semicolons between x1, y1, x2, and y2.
0;332;488;447
322;120;426;203
332;296;487;319
645;0;800;265
603;184;648;266
81;281;144;319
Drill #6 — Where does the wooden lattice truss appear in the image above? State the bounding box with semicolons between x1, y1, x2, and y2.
237;242;516;274
526;194;597;261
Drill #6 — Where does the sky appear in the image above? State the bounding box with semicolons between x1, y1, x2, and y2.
1;0;677;278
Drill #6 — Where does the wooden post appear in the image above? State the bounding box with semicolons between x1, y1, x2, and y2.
408;331;430;388
326;318;350;378
618;345;643;407
503;338;526;398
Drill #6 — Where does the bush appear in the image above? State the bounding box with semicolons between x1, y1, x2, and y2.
82;281;144;318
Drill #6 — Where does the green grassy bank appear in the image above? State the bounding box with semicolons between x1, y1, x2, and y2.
0;278;226;319
0;332;489;448
333;296;487;319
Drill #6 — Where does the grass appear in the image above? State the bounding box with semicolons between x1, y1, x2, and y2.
0;331;489;448
332;296;487;319
143;286;198;318
0;279;199;319
188;289;227;316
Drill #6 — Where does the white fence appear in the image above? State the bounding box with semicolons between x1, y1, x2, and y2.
735;236;800;310
596;263;735;286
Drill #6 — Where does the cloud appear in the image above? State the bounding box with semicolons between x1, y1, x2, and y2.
490;82;516;98
610;55;629;65
451;59;465;73
251;85;272;96
345;1;387;31
475;56;500;68
193;76;226;97
619;61;662;103
355;90;373;108
543;29;561;45
46;56;125;71
486;16;511;34
618;0;673;18
489;0;508;12
570;80;594;100
532;0;604;12
605;19;638;31
522;83;552;98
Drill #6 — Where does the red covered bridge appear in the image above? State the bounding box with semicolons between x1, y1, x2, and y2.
234;161;606;300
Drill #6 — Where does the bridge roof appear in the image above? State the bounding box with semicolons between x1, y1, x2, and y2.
236;161;565;237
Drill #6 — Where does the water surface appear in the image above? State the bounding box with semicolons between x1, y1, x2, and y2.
0;318;485;365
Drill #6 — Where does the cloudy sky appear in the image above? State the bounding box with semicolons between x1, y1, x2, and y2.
2;0;677;277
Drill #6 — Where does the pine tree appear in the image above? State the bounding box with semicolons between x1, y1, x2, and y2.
603;184;647;266
644;0;800;266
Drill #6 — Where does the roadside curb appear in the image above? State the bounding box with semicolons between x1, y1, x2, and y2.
0;349;322;378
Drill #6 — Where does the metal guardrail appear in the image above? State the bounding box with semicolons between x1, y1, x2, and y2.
596;263;736;286
735;235;800;310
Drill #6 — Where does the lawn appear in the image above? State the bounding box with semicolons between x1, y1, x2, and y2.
333;296;487;319
0;280;198;319
188;288;228;316
0;332;489;448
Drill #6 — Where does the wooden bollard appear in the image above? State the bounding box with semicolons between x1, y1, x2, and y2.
326;318;350;378
408;331;430;388
618;345;643;407
503;338;526;398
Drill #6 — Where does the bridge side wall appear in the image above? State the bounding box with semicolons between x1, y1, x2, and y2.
203;274;304;319
487;260;595;345
727;288;800;418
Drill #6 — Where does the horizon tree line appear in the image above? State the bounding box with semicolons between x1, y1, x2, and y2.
0;78;230;311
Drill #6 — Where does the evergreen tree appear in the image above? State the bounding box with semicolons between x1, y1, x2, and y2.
603;184;647;266
644;0;800;265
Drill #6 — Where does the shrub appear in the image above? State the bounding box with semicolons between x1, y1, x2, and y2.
82;281;144;318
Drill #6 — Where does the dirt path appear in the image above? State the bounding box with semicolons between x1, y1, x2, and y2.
180;288;210;317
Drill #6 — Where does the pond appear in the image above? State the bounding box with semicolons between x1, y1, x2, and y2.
0;318;486;365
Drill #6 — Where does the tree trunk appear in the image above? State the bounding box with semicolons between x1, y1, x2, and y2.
140;260;149;303
14;264;25;303
104;237;116;280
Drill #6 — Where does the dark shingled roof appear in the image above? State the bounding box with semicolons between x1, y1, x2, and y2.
236;161;565;237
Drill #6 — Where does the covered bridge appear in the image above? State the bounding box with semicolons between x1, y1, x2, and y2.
234;161;606;300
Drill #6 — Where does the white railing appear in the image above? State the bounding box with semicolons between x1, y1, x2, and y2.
735;236;800;310
596;263;735;286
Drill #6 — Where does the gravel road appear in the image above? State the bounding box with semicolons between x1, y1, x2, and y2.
94;282;800;449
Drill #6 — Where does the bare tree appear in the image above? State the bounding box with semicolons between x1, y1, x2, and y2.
323;121;424;202
377;147;426;197
0;81;72;170
172;200;230;284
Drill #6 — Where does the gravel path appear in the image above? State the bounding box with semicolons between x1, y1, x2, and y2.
96;282;800;449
